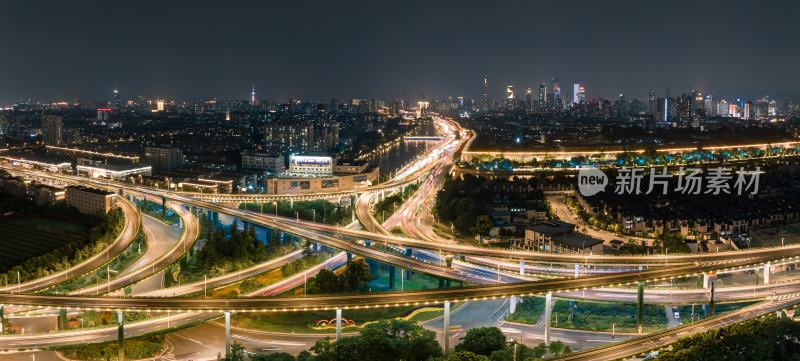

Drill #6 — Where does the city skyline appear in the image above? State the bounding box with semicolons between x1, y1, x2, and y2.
2;0;799;105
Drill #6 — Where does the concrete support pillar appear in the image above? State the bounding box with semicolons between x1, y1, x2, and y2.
519;261;525;276
335;308;342;341
703;273;710;289
764;263;771;285
574;264;581;278
444;301;451;355
290;198;294;209
509;296;517;314
224;311;231;357
117;310;125;361
545;291;552;346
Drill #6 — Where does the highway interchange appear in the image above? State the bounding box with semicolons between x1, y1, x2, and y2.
2;116;800;360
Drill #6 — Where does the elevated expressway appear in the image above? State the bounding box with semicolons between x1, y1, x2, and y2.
0;197;141;294
0;250;793;312
3;116;800;358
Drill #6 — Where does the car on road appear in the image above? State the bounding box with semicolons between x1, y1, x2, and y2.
672;306;680;319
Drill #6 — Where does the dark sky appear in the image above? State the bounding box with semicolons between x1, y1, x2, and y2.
1;0;798;105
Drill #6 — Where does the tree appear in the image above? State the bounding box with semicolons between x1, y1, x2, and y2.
309;269;341;294
455;327;506;356
472;215;494;235
341;259;371;292
445;351;490;361
306;320;442;361
251;352;296;361
548;340;571;356
217;342;246;361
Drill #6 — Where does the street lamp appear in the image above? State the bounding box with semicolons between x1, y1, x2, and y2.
273;201;278;216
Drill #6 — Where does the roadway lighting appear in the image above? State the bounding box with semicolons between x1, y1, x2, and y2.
273;201;278;216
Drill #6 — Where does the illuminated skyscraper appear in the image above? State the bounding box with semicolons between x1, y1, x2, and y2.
573;83;586;104
524;87;533;112
251;85;257;106
42;115;63;145
506;85;515;100
551;77;562;110
703;95;714;117
537;83;547;112
718;99;729;117
112;89;120;110
481;76;489;110
648;89;657;114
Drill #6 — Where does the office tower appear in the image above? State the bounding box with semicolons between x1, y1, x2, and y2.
573;83;586;104
718;99;729;117
703;95;714;117
768;99;777;116
538;83;547;112
156;100;165;112
648;89;657;114
755;98;769;120
729;103;741;118
551;77;562;110
481;76;489;100
0;112;8;137
505;85;515;110
112;89;121;110
744;101;753;120
524;88;533;112
506;85;514;99
251;85;257;106
144;146;184;171
42;115;63;145
96;108;111;124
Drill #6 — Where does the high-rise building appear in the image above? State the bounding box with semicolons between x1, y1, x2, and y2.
537;83;547;112
481;76;489;110
42;115;63;145
251;85;257;106
524;88;533;112
112;89;121;110
647;90;657;115
572;84;586;105
718;99;729;117
97;108;111;124
0;112;8;137
755;98;769;120
729;103;741;118
744;101;754;120
506;85;514;100
551;77;562;110
703;95;714;117
144;146;184;171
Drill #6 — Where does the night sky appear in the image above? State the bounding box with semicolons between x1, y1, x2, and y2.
1;0;798;104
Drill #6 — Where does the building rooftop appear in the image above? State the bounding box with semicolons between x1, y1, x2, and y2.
66;185;114;196
527;221;575;237
552;233;604;249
